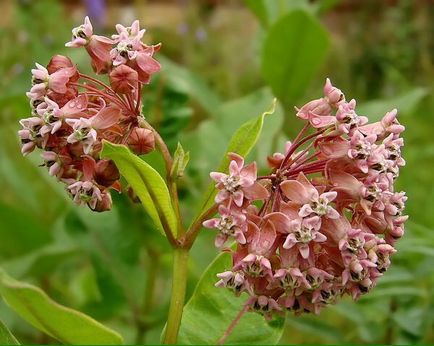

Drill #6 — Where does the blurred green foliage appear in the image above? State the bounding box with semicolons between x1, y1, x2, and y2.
0;0;433;344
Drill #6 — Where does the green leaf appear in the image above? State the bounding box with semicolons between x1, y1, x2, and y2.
0;319;19;345
361;286;427;300
178;252;285;344
171;142;190;179
0;268;123;345
285;315;343;342
160;57;221;116
261;10;330;108
244;0;314;27
244;0;270;27
356;87;427;121
197;99;276;216
101;141;177;237
0;202;52;258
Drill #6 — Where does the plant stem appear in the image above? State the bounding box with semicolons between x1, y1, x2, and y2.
163;248;189;344
135;247;159;344
142;120;186;236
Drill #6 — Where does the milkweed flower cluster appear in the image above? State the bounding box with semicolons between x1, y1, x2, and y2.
18;17;159;211
205;79;407;317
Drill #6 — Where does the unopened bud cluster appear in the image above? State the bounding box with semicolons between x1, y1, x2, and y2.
205;79;407;317
18;18;159;211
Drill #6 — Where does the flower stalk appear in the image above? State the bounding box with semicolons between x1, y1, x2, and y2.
163;248;189;344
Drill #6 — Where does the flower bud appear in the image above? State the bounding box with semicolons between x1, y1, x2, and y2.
109;65;138;94
47;55;79;83
127;128;155;155
47;55;74;73
94;159;120;187
324;78;344;105
92;191;113;212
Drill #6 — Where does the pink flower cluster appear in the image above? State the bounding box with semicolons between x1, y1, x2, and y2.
205;79;407;317
18;18;159;211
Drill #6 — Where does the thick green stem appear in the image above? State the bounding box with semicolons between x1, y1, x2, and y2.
163;248;189;344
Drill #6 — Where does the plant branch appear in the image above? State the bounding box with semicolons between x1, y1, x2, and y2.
279;125;328;169
182;203;218;249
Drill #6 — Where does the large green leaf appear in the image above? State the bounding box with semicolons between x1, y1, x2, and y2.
244;0;270;27
101;141;177;237
0;319;19;345
178;252;285;345
356;87;427;121
197;99;276;216
160;57;221;116
244;0;314;28
0;202;52;258
261;10;330;108
0;268;123;345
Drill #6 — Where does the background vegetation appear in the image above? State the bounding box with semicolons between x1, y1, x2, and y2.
0;0;433;344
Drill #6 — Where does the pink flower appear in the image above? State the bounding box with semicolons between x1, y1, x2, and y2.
299;191;339;219
18;130;37;156
296;78;345;128
66;16;114;74
250;295;282;319
203;205;247;247
359;109;405;138
342;258;377;287
41;151;62;177
110;43;161;84
37;98;63;135
235;254;273;278
20;17;164;214
272;268;309;291
296;98;335;128
283;216;326;259
211;78;406;318
112;20;146;41
323;78;344;105
335;99;368;134
66;106;121;154
215;271;250;296
18;117;44;154
66;117;97;154
31;63;76;95
348;130;376;173
65;16;93;47
67;180;102;210
305;267;334;291
338;228;371;265
280;174;339;219
211;152;268;207
109;20;161;83
383;134;405;167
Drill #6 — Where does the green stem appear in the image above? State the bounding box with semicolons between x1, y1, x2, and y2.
163;248;189;344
